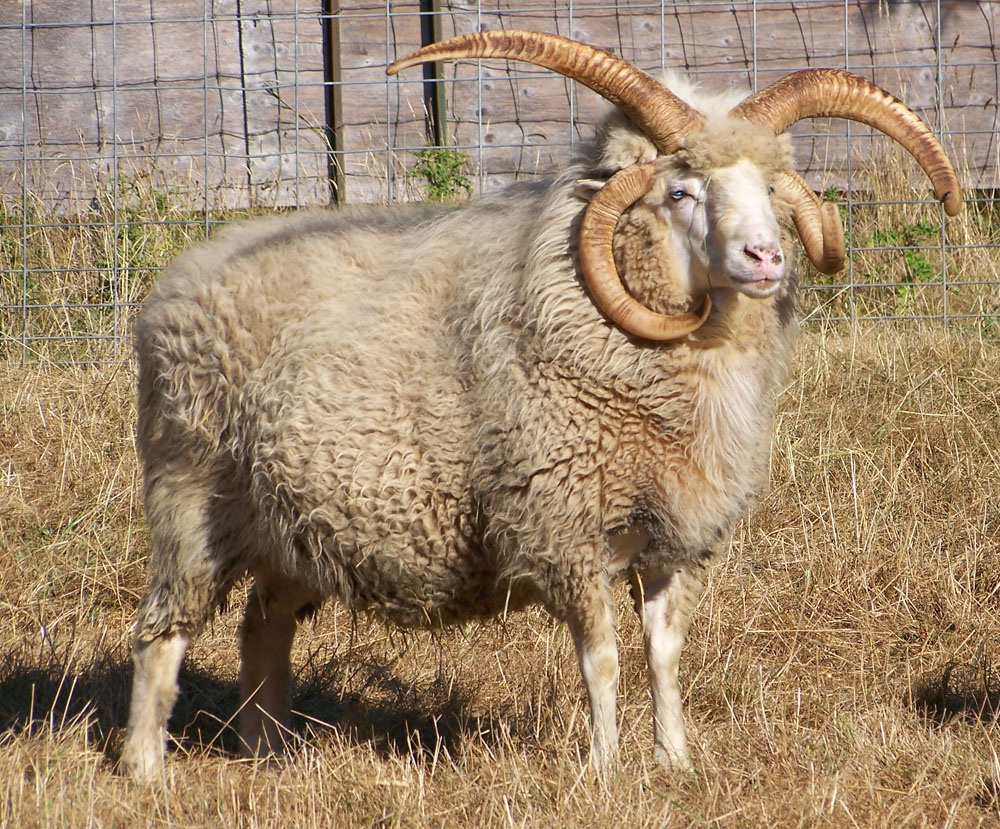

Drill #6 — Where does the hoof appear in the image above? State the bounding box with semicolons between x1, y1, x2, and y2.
654;744;693;773
120;739;165;782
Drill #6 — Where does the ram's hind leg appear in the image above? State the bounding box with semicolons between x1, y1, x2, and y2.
630;562;708;771
239;571;322;757
121;460;249;780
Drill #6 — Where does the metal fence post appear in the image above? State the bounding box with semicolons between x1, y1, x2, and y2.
420;0;447;147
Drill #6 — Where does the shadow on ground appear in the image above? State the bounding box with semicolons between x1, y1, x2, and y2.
911;660;1000;723
0;638;526;768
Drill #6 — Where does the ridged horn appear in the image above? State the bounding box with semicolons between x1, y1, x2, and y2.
733;69;962;216
772;171;845;274
579;163;712;340
387;30;704;155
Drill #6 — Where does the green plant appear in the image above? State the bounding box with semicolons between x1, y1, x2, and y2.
822;185;845;209
863;220;940;316
409;146;473;203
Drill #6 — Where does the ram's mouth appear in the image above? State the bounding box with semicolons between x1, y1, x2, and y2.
732;274;784;298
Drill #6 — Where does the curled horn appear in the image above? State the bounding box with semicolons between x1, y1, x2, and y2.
733;69;962;216
772;171;846;275
388;30;703;155
389;29;713;339
579;163;712;341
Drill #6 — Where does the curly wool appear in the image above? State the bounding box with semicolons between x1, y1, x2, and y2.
133;82;799;639
133;167;796;639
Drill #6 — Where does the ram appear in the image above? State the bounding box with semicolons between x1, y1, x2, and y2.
121;31;961;779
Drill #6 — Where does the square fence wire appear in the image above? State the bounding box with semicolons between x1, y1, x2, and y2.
2;0;998;362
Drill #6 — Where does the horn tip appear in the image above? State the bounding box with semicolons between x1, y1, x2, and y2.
822;256;846;275
942;190;963;217
696;293;713;323
386;58;410;76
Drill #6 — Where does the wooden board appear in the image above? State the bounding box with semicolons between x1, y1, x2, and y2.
0;0;997;210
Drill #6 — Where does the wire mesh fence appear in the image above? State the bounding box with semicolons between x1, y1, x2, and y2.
1;0;998;362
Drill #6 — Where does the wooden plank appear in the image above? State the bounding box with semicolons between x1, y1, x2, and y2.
0;0;249;210
0;0;997;211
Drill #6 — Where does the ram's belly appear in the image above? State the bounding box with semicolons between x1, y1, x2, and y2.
242;340;503;626
258;429;504;625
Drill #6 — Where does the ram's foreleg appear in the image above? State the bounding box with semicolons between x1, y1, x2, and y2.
630;562;708;771
566;578;620;775
239;571;321;756
122;629;192;780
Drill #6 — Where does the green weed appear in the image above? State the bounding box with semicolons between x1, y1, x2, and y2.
409;146;473;203
863;220;940;316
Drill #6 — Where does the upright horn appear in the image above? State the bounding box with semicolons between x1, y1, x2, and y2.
388;30;704;155
732;69;962;216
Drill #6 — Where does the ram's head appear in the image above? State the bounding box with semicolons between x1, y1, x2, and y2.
389;30;962;340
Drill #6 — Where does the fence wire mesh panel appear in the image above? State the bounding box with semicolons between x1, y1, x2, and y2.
1;0;998;361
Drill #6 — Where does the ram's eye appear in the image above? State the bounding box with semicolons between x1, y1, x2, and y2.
768;183;776;194
669;189;687;201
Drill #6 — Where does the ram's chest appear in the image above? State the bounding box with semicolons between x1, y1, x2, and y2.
684;356;773;483
610;350;777;555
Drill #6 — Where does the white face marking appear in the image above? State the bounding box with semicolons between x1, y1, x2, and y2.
705;160;786;296
657;159;786;299
654;168;711;295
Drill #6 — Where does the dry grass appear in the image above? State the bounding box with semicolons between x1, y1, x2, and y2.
2;326;999;827
2;146;1000;824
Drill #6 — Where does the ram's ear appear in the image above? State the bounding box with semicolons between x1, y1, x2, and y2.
573;178;607;200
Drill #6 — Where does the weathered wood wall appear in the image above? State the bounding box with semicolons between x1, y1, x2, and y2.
0;0;332;209
0;0;997;211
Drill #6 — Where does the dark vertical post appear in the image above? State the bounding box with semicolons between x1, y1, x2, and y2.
235;0;254;198
419;0;447;146
322;0;346;203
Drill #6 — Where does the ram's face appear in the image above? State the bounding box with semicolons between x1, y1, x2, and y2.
652;159;785;300
703;160;786;298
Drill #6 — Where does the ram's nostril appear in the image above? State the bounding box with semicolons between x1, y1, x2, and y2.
744;243;782;266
